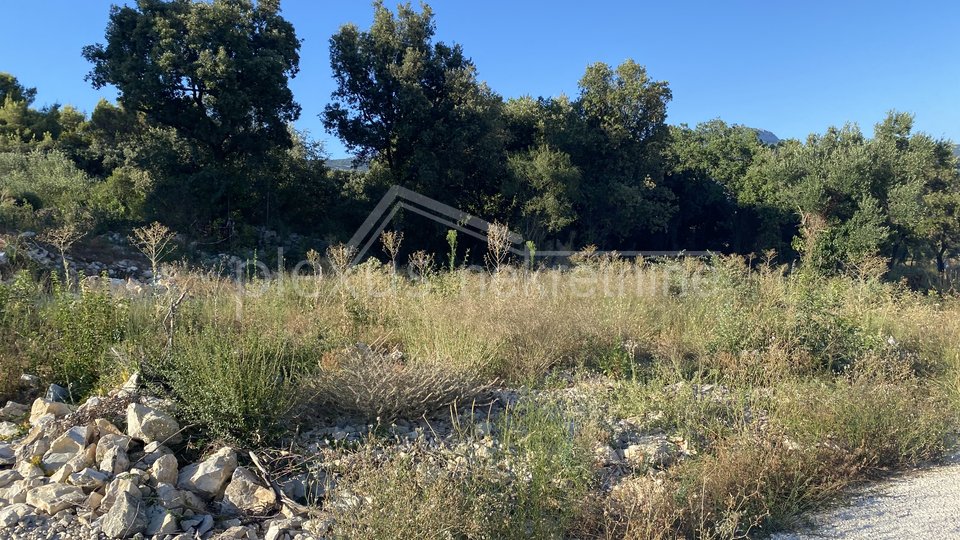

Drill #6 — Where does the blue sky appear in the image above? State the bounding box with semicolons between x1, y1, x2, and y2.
2;1;958;157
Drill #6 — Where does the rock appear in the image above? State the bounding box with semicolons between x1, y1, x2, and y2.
42;424;93;473
216;525;259;539
177;447;238;499
0;401;29;422
101;492;147;538
151;453;179;485
44;383;70;403
146;505;179;536
99;444;131;476
0;421;20;439
85;491;104;512
0;443;14;466
94;418;123;437
69;467;109;490
101;476;141;514
0;469;22;489
182;514;214;535
126;403;182;444
222;467;278;515
623;434;679;468
0;503;33;528
264;517;303;540
28;398;71;425
25;483;86;514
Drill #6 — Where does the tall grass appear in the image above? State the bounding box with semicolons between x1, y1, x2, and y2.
0;254;958;536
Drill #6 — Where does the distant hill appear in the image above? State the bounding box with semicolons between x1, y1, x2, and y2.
754;129;780;146
325;158;365;171
953;145;959;159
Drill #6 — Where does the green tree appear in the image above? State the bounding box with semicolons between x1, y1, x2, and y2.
0;73;36;105
83;0;302;227
323;1;507;215
572;60;675;246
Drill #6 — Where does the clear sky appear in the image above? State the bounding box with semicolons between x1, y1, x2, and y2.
2;1;958;157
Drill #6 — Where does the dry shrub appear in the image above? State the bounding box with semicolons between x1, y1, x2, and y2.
603;436;856;540
309;343;492;421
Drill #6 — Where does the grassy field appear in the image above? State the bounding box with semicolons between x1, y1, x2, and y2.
1;249;958;538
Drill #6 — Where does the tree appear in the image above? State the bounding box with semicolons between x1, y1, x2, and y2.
83;0;302;227
0;73;36;105
572;60;675;246
323;1;507;215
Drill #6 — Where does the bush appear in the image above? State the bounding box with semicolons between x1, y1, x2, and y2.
40;279;127;400
149;322;313;445
309;343;492;421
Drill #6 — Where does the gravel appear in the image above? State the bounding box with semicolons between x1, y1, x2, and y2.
773;454;960;540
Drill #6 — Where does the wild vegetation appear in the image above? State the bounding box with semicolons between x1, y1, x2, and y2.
1;0;959;538
1;245;959;537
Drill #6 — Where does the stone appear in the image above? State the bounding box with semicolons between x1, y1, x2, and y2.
25;483;86;515
94;418;123;437
84;491;104;512
216;525;259;539
101;492;147;538
0;503;33;528
222;467;277;515
264;518;303;540
101;476;141;514
182;514;214;535
126;403;181;444
146;505;179;536
177;447;238;499
69;467;109;490
100;445;131;476
0;421;20;439
28;398;71;425
151;453;179;485
0;401;29;422
42;424;93;473
0;443;14;466
623;434;679;469
44;384;69;403
0;469;22;489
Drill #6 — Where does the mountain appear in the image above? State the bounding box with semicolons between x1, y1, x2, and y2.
754;129;780;146
325;158;365;171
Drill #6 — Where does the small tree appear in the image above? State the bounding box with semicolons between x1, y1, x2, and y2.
130;222;177;284
41;224;85;286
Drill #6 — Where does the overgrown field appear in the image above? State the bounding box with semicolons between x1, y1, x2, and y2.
1;254;959;538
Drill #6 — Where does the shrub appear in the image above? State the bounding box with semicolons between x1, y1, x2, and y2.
309;343;491;421
40;279;127;400
148;322;312;445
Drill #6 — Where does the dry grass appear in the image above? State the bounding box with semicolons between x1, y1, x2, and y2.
1;254;959;537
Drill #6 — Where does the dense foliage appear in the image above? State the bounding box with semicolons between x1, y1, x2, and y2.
0;0;957;277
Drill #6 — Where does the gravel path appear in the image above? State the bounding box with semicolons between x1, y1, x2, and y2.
772;454;960;540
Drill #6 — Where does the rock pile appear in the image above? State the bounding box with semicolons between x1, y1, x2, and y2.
0;378;328;539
